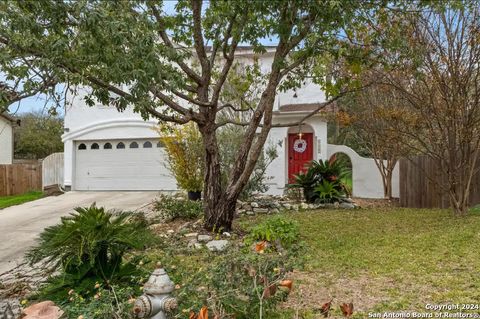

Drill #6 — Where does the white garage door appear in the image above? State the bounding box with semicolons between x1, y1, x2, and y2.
74;139;176;190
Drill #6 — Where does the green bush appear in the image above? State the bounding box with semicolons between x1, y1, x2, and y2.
217;125;279;200
292;157;350;203
26;204;155;299
153;242;304;319
154;194;203;220
314;179;344;203
247;216;300;248
54;285;137;319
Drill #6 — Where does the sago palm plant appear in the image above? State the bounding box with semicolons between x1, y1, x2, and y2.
27;204;155;284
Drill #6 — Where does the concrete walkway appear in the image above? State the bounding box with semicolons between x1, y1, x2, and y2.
0;191;159;273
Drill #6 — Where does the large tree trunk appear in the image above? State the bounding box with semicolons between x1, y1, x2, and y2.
199;123;241;231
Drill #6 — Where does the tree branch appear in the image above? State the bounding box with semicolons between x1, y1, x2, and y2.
148;2;203;85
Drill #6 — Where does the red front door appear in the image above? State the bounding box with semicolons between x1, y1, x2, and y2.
288;133;313;183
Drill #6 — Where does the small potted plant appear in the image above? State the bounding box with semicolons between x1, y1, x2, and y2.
159;123;204;201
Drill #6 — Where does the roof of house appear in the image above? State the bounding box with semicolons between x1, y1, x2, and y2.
0;112;19;125
274;102;338;115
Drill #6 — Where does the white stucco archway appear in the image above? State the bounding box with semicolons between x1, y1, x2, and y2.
327;144;399;198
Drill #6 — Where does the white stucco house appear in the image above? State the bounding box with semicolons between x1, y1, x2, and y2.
0;113;16;165
62;47;398;198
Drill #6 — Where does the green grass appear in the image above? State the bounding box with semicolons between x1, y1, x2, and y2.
0;191;44;209
241;207;480;317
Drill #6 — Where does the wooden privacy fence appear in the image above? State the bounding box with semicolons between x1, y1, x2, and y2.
42;152;64;189
0;163;42;196
399;156;480;208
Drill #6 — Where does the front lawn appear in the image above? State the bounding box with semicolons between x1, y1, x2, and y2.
0;191;43;209
243;208;480;317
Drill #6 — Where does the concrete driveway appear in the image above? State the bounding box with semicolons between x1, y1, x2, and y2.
0;191;160;273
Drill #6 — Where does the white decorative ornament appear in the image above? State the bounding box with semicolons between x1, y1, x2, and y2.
293;139;307;153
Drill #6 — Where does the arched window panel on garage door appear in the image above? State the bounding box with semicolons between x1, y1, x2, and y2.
130;141;139;148
104;142;112;149
117;142;125;149
78;143;87;150
143;141;152;148
91;143;100;150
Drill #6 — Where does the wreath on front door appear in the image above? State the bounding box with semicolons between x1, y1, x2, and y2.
293;139;307;153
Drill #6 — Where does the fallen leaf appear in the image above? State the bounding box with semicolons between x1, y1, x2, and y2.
320;299;333;317
340;302;354;317
255;241;267;253
198;306;208;319
279;279;293;291
262;283;277;299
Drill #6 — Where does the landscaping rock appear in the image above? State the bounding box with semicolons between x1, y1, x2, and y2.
187;239;199;248
340;202;355;209
300;203;309;210
251;202;259;208
22;301;63;319
206;240;229;252
184;232;198;238
223;232;231;237
198;234;213;242
283;203;292;210
246;211;255;216
253;208;269;214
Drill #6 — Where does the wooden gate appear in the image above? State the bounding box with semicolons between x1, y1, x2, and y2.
42;152;64;189
0;164;42;196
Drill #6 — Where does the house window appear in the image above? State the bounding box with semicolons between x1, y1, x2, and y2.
143;141;152;148
78;143;87;150
130;142;139;149
157;141;164;148
91;143;100;150
104;142;112;149
117;142;125;149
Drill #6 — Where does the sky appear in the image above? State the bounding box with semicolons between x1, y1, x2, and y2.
7;0;278;116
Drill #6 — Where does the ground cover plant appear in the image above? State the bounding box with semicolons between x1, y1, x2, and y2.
0;191;43;209
241;206;480;318
153;194;204;221
143;215;305;319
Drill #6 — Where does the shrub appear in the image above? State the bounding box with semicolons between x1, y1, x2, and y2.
217;125;279;200
57;284;137;319
26;204;155;299
154;194;203;220
158;122;204;192
154;241;304;319
247;216;300;248
314;179;344;203
292;157;350;203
